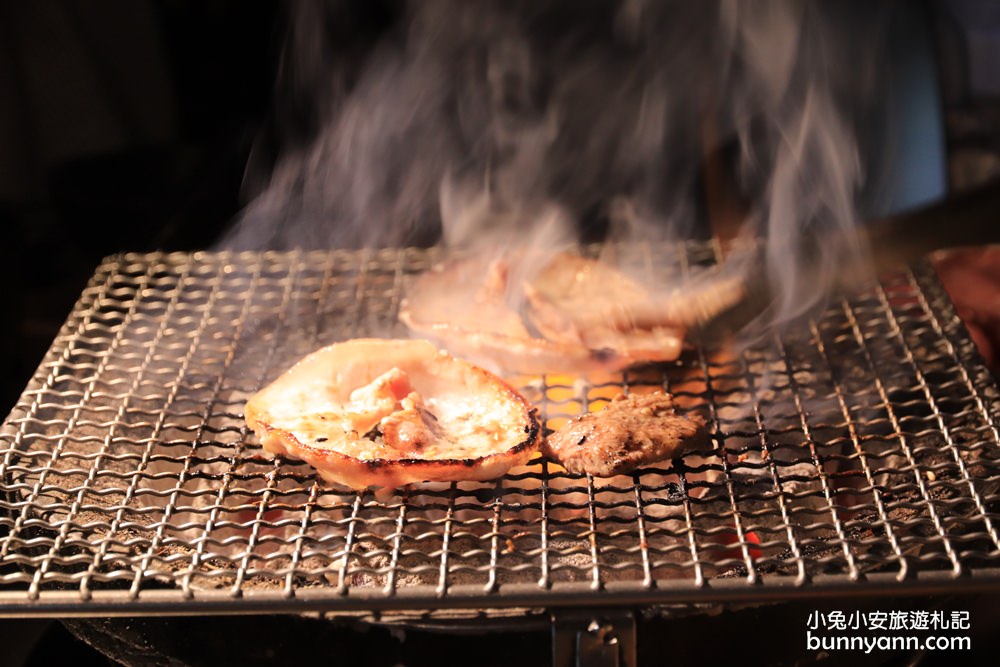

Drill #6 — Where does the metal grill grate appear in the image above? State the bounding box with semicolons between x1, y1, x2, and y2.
2;243;1000;617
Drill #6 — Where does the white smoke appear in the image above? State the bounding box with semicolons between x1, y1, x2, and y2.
222;0;891;336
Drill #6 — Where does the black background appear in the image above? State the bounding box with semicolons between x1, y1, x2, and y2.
0;1;283;417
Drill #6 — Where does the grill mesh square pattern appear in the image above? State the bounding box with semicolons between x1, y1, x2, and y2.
2;244;1000;616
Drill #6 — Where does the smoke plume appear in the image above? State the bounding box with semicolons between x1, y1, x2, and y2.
222;0;893;337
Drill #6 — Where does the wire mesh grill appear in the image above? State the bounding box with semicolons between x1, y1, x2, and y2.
2;243;1000;617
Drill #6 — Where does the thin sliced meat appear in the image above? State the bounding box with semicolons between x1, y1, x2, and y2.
400;255;631;373
245;338;541;489
524;253;684;363
400;252;686;373
543;392;708;476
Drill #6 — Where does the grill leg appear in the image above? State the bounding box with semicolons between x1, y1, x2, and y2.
551;609;637;667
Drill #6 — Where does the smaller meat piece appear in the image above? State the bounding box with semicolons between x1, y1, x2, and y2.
544;392;708;476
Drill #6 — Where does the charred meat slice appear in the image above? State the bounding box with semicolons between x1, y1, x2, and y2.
544;392;708;476
244;339;541;489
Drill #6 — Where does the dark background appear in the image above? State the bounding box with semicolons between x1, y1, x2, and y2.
0;0;284;417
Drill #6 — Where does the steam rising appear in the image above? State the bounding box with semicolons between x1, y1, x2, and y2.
223;0;889;338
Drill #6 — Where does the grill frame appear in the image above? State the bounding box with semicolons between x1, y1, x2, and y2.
2;244;1000;618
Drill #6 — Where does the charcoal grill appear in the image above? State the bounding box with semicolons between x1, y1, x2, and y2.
2;242;1000;661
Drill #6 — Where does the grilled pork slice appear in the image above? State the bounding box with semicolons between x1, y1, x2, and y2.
244;339;540;489
400;252;685;374
544;392;707;476
400;256;625;374
524;253;684;364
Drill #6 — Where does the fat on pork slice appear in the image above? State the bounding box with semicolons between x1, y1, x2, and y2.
523;253;684;363
244;339;541;489
400;252;685;374
543;392;708;476
399;255;618;373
